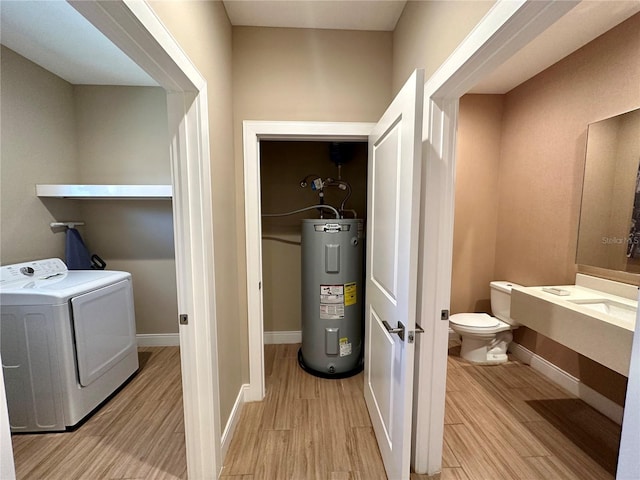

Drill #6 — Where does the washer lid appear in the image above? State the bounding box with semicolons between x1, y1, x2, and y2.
0;270;131;305
450;313;500;328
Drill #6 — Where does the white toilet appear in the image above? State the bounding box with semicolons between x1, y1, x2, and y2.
449;281;520;365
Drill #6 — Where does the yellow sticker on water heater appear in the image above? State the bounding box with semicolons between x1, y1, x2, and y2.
344;282;357;306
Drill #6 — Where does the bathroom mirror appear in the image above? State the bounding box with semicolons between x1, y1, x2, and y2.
576;108;640;276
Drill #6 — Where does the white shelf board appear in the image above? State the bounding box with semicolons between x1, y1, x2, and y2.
36;184;172;199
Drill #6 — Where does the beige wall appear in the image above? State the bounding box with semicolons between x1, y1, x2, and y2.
1;48;178;336
451;95;503;314
0;46;81;263
148;0;239;427
233;26;392;378
233;27;392;124
74;86;170;183
260;141;367;332
73;86;176;335
392;0;495;94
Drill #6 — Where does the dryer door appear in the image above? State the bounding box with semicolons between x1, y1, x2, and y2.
71;279;137;387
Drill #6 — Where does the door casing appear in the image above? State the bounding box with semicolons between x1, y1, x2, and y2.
243;121;375;402
67;2;222;478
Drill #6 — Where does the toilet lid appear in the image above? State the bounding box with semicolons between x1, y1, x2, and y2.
449;313;500;328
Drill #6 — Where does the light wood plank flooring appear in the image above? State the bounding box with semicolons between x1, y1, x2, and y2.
222;344;385;479
11;344;621;479
419;345;621;480
11;347;186;480
224;344;621;480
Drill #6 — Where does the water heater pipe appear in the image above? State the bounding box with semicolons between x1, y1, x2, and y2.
324;179;352;214
262;204;340;219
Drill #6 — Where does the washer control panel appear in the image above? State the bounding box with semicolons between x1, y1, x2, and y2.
0;258;68;286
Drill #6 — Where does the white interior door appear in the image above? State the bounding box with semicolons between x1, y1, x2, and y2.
364;69;424;480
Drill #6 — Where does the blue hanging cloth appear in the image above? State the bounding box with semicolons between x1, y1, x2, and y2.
65;227;93;270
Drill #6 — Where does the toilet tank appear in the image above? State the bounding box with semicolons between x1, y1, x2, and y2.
490;281;520;324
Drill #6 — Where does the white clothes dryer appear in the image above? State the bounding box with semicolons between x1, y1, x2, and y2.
0;258;139;432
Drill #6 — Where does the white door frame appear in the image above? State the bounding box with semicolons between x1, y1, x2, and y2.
69;1;221;478
411;0;579;474
243;121;375;401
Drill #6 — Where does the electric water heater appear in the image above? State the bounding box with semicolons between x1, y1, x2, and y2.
299;218;364;378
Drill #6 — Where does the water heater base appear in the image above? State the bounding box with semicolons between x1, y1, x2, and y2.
297;348;363;379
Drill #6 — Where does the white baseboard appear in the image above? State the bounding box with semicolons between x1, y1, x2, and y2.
509;342;623;425
136;333;180;347
264;330;301;344
221;384;249;461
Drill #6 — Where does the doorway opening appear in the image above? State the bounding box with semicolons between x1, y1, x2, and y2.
243;121;374;402
260;140;368;348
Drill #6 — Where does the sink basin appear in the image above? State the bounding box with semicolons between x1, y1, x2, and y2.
568;299;637;323
510;276;638;376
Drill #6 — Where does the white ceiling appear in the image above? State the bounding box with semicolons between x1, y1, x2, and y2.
222;0;407;31
0;1;639;93
0;1;158;86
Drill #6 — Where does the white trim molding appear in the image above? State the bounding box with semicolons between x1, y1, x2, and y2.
510;342;623;425
136;333;181;347
264;331;302;345
221;384;250;461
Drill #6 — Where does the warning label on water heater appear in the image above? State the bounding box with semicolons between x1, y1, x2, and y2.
320;285;345;319
344;282;357;306
340;337;352;357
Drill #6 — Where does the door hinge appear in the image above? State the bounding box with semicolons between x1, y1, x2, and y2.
179;313;189;325
441;309;450;321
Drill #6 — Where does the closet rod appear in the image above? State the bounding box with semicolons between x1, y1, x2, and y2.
50;221;85;228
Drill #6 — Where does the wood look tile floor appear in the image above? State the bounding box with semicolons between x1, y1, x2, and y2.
223;344;622;480
11;344;622;480
11;347;186;480
221;344;385;480
428;345;621;480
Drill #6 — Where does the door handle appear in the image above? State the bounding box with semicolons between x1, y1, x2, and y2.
382;320;405;341
408;322;425;343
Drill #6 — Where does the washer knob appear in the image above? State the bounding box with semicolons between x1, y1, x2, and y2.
20;266;35;276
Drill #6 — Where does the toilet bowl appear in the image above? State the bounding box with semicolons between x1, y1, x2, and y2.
449;281;520;365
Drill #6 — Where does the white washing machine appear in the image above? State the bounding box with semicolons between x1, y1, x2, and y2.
0;258;139;432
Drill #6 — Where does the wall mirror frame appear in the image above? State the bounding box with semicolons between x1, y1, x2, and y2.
576;107;640;286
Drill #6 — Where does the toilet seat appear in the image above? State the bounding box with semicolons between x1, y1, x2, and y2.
449;313;511;335
450;313;499;328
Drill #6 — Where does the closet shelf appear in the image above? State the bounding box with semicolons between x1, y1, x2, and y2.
36;184;172;199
